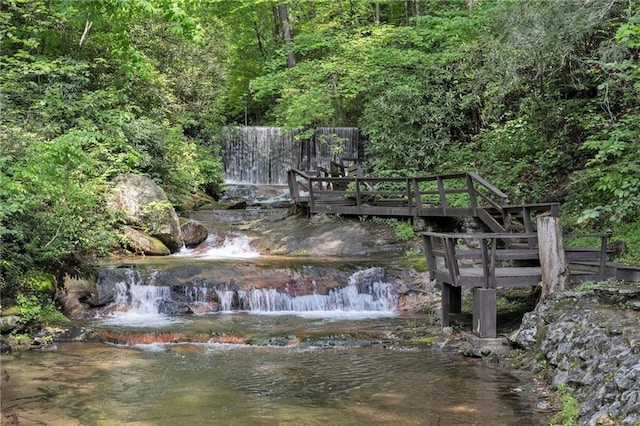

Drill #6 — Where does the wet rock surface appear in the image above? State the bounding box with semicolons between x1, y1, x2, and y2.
90;263;435;317
511;284;640;425
242;213;409;258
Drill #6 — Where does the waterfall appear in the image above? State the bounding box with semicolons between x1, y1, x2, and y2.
233;281;394;314
102;270;179;327
99;267;397;322
175;234;260;259
220;126;360;184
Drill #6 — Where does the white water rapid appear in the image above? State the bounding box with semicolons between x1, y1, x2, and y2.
100;267;397;326
175;234;260;259
101;270;181;327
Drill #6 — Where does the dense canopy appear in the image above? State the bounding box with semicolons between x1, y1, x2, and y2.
1;0;639;303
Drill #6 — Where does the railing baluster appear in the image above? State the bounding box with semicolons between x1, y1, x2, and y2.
480;238;491;288
466;173;478;216
355;177;361;212
443;237;459;286
413;179;422;216
437;176;448;216
406;178;411;216
422;234;437;280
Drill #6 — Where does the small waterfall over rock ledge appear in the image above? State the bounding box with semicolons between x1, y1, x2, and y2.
96;264;398;323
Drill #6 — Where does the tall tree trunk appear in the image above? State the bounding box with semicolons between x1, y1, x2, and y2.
278;3;296;68
375;2;380;24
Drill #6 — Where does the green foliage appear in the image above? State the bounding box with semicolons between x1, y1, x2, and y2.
424;309;438;326
16;295;43;324
15;294;68;325
22;272;55;294
401;256;428;273
416;337;435;346
373;218;415;242
40;303;70;324
571;113;640;224
576;281;595;292
0;0;226;305
551;384;580;426
610;221;640;264
360;83;467;176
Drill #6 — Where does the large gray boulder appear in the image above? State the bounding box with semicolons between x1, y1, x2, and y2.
108;174;183;252
181;220;209;248
121;226;171;256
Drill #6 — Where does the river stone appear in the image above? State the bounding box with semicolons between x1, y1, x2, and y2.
179;191;217;212
181;220;209;248
510;308;540;350
247;213;406;257
94;267;141;307
122;226;171;256
0;315;21;333
223;197;248;210
108;173;183;252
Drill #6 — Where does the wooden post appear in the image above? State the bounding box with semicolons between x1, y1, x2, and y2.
450;286;462;313
537;216;570;300
441;283;452;327
473;288;496;338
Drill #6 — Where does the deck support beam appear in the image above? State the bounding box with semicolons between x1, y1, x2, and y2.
440;284;462;327
472;288;497;338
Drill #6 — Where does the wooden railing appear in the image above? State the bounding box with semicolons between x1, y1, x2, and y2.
287;169;559;232
421;232;542;288
289;170;507;213
421;230;614;288
564;231;615;281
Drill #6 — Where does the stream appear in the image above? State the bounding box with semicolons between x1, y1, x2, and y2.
2;339;546;425
1;227;550;425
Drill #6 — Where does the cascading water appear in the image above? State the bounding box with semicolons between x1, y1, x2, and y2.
220;126;360;185
175;233;261;259
102;270;179;327
215;280;395;318
99;267;397;325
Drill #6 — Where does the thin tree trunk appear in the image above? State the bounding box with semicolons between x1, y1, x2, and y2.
253;19;266;58
278;3;296;68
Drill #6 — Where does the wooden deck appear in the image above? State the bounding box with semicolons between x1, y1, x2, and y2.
288;168;560;233
421;231;614;337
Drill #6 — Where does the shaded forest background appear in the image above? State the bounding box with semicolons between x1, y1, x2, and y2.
1;0;639;304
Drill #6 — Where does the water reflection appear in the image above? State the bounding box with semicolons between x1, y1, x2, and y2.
2;342;547;425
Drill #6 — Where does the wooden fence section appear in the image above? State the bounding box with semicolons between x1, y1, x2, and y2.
288;169;560;233
421;231;614;337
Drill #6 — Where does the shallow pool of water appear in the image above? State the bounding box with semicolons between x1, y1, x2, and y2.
2;334;549;425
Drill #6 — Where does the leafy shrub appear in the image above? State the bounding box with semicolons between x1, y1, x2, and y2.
16;295;42;324
374;218;415;242
551;384;580;426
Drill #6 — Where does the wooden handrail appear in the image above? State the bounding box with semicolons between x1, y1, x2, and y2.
421;231;540;289
565;231;613;280
288;170;558;230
